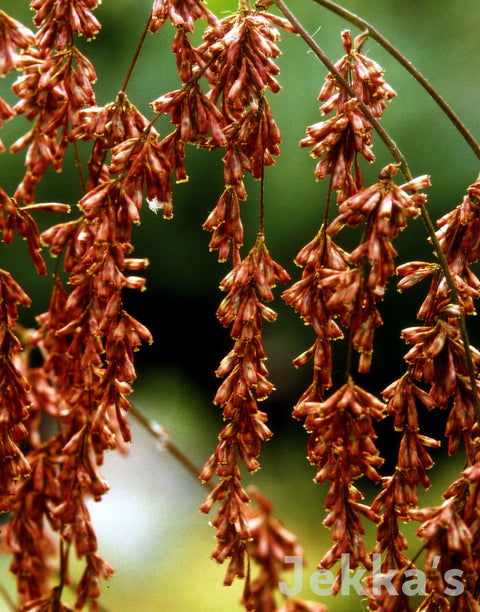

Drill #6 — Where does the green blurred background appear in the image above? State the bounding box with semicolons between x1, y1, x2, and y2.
0;0;479;609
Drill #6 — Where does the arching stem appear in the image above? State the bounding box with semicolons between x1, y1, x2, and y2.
273;0;409;177
120;11;153;95
128;404;215;492
259;162;265;237
311;0;480;162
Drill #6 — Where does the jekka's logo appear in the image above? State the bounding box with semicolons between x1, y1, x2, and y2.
279;554;464;597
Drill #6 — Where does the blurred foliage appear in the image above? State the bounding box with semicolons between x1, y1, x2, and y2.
1;0;480;610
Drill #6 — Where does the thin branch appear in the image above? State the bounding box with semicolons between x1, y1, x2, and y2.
311;0;480;162
259;162;265;237
128;404;215;491
73;141;86;194
120;11;153;95
273;0;410;178
273;0;480;424
52;539;68;610
418;207;480;426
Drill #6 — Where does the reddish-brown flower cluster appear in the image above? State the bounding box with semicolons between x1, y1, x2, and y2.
285;28;409;412
168;3;306;599
0;265;32;513
6;440;62;607
241;487;327;612
10;1;98;203
70;92;151;185
31;0;101;52
0;10;35;73
0;192;71;610
199;236;289;591
148;1;294;276
199;7;294;263
149;3;291;269
285;27;436;602
365;176;480;608
282;230;347;409
0;189;69;519
284;164;429;409
436;176;480;310
300;30;396;203
149;19;295;595
22;119;155;609
328;166;429;295
391;175;480;456
0;1;162;609
0;11;35;152
303;379;385;590
393;454;480;610
150;81;226;196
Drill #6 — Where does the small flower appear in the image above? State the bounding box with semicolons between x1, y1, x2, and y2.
0;10;35;74
397;261;438;292
302;31;396;202
150;0;221;34
32;0;101;53
203;186;243;265
200;10;291;122
410;498;472;594
320;30;396;118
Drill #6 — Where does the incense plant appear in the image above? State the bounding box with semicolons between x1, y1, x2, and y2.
0;1;480;611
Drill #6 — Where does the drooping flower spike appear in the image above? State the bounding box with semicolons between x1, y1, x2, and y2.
301;30;396;203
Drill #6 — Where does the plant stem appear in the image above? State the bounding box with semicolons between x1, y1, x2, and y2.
120;11;153;95
273;0;409;178
310;0;480;162
322;173;333;229
418;208;480;426
128;405;215;491
259;162;265;237
73;141;86;194
52;539;68;609
274;0;480;424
